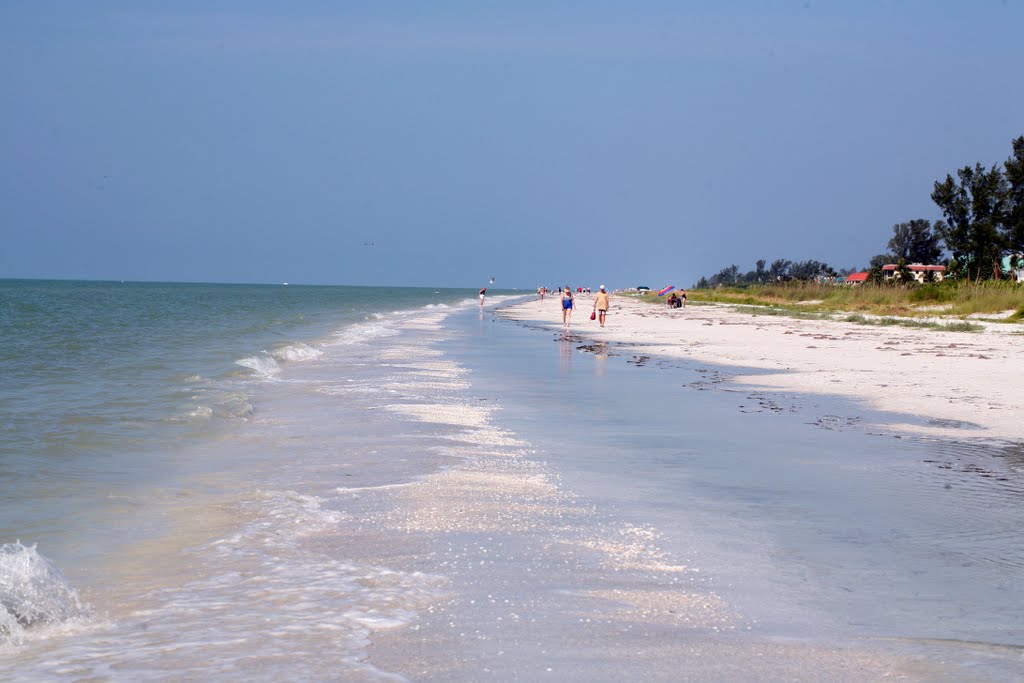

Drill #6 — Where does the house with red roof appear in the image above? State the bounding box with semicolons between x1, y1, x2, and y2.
844;272;870;285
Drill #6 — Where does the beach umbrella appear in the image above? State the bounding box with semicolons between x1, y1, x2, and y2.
657;285;675;296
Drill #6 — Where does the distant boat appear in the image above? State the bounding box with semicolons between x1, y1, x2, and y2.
282;282;289;286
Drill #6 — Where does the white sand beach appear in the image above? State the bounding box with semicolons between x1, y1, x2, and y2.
501;294;1024;444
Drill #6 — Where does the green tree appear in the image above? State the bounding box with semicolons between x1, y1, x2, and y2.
1005;136;1024;254
713;264;740;286
894;259;913;285
932;163;1008;280
768;259;791;281
886;219;943;264
789;260;831;280
868;253;892;269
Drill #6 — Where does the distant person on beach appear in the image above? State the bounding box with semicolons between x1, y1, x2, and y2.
593;284;610;327
680;289;687;308
667;292;679;308
479;287;486;306
561;286;574;326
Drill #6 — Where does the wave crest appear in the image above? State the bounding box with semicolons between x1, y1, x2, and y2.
0;542;88;645
270;342;323;363
235;355;281;378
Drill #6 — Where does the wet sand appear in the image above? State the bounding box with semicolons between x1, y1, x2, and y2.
501;295;1024;444
357;302;1023;681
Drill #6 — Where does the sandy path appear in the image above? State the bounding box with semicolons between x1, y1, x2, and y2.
500;295;1023;443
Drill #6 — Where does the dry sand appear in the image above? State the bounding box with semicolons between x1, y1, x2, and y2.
501;294;1023;443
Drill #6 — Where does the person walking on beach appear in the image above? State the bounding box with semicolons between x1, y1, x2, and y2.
593;284;610;327
561;285;574;326
479;287;486;306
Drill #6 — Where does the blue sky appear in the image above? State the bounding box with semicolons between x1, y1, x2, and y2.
2;2;1022;289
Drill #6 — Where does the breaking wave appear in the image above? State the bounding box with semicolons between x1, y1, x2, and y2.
0;542;89;646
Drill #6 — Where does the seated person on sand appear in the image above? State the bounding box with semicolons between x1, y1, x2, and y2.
667;293;679;308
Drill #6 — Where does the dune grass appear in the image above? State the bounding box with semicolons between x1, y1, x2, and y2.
629;281;1019;332
637;281;1024;320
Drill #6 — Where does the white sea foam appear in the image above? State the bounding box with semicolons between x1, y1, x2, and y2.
170;390;255;422
0;542;89;646
336;482;417;494
330;320;400;346
179;405;214;421
386;360;467;377
380;380;472;394
317;384;387;397
222;490;349;545
448;427;527;447
211;392;255;419
270;342;323;362
7;492;446;681
377;345;444;361
235;354;281;378
384;403;493;428
237;341;323;378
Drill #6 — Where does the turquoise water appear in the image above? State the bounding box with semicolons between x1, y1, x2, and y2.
0;279;485;563
3;279;521;679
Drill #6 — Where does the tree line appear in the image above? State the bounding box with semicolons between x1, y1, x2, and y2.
695;135;1024;288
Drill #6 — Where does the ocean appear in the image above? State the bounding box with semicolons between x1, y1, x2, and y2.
2;279;1022;681
0;280;502;679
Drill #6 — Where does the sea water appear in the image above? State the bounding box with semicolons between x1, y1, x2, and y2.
0;279;503;679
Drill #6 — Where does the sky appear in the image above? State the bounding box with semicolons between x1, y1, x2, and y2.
2;1;1022;290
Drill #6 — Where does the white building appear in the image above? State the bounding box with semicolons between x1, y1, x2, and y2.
881;264;946;283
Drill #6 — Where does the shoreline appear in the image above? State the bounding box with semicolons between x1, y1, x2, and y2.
7;295;1021;680
364;304;984;681
498;294;1024;444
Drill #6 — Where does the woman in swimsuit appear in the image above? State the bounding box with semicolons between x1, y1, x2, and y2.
561;285;574;326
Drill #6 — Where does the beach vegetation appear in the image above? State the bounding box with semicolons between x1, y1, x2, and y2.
940;321;986;332
652;279;1023;324
907;284;957;303
634;291;989;331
